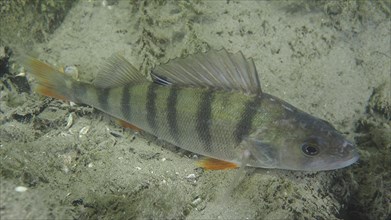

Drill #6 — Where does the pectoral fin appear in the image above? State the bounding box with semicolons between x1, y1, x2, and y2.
242;137;278;168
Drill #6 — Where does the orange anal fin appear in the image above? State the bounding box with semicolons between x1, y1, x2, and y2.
197;158;239;170
116;119;142;132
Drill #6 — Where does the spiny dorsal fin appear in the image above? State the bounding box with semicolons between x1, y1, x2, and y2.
93;53;146;88
151;49;262;95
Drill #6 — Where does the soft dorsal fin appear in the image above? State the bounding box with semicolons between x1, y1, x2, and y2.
93;53;146;88
151;49;262;95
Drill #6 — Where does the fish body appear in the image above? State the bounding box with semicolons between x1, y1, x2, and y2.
23;49;359;171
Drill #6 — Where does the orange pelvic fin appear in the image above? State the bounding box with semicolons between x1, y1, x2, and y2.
197;158;239;170
116;119;142;132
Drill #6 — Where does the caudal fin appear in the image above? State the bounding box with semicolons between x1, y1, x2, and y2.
23;56;74;101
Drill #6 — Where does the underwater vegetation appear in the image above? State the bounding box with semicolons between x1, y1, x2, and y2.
0;0;74;45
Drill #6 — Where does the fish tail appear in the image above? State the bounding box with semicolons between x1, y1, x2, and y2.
23;56;76;101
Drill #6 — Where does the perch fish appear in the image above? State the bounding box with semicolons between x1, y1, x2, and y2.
23;49;359;171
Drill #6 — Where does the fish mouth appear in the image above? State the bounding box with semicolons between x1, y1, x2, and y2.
311;150;360;171
341;152;359;168
331;140;360;170
329;151;360;170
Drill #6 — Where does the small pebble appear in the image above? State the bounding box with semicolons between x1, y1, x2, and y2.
191;197;202;206
15;186;28;192
186;173;196;179
62;166;69;173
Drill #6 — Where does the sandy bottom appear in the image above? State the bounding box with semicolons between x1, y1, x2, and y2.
1;1;390;219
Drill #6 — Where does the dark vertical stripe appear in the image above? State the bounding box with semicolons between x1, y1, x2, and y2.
121;86;132;120
166;87;180;145
97;88;110;111
233;97;260;144
74;82;87;100
146;83;158;134
196;90;214;153
69;82;90;103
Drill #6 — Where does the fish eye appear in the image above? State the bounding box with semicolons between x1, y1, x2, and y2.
301;143;319;156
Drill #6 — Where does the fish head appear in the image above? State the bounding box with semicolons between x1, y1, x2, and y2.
245;96;359;171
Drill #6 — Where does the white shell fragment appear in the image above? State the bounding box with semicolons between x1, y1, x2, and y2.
65;113;75;129
79;126;90;138
63;65;79;80
16;72;26;77
15;186;28;192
